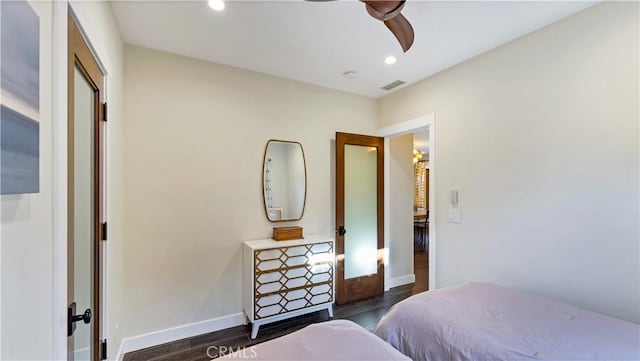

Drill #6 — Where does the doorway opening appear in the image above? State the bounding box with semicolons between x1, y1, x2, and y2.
412;130;429;294
378;114;435;293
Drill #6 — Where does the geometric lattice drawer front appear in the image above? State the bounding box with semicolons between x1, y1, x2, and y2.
254;284;334;319
254;242;334;320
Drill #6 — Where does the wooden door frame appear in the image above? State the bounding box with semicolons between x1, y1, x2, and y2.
335;132;385;305
377;114;436;291
67;11;105;361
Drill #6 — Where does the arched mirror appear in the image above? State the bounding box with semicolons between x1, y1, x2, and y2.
262;140;307;222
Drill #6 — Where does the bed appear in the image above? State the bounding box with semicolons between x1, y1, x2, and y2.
221;319;410;360
374;282;640;361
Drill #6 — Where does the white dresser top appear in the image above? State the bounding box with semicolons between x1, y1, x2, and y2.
244;234;333;250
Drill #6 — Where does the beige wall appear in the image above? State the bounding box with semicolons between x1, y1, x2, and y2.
388;134;414;279
123;45;377;337
69;1;126;358
1;2;124;359
1;2;54;359
379;2;639;322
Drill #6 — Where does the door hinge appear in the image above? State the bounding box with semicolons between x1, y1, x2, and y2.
101;339;108;360
102;102;107;122
102;222;107;241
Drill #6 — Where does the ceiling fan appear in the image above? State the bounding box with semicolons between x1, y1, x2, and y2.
309;0;415;53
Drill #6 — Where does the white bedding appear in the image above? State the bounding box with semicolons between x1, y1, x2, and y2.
221;320;411;360
374;282;640;361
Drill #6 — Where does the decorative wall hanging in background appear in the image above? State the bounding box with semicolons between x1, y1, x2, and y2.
414;160;427;208
0;0;40;194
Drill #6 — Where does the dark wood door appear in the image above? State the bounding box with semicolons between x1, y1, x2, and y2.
67;11;106;361
335;132;384;304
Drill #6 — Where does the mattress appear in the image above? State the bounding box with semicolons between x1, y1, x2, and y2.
374;282;640;361
221;319;411;360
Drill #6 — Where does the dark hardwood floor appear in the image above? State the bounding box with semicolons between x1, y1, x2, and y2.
124;280;426;361
413;248;428;294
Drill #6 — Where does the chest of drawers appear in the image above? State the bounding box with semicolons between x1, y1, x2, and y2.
243;235;335;339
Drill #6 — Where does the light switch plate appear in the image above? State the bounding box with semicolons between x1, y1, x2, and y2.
448;208;461;223
450;189;459;208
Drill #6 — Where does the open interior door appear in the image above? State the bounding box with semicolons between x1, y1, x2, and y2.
335;132;384;304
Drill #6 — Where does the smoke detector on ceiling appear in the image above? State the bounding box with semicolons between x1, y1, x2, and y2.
343;71;358;79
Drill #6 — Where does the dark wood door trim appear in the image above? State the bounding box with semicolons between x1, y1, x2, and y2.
335;132;385;305
68;11;105;361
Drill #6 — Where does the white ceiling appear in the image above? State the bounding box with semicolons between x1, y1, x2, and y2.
111;0;596;98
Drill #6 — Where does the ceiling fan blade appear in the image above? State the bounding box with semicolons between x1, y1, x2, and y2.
362;0;405;20
384;13;414;52
308;0;415;53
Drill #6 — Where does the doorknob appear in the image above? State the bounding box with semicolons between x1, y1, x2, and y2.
68;302;92;336
337;226;347;236
72;309;92;324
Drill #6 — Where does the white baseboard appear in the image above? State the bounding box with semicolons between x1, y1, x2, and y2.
115;338;125;361
117;313;245;359
389;274;415;288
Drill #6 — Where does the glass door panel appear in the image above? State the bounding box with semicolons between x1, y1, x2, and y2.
344;145;378;279
72;65;95;361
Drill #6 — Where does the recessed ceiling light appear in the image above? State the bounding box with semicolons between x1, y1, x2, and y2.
385;56;397;65
343;71;358;79
208;0;225;11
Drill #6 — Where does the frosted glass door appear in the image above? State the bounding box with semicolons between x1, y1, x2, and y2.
335;132;384;304
72;66;95;361
344;145;378;279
